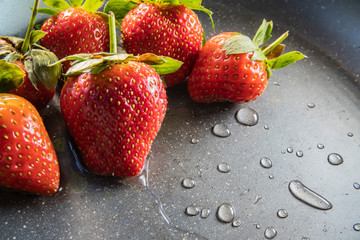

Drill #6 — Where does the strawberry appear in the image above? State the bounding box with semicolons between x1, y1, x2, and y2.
105;0;214;87
188;20;306;103
58;12;182;177
0;0;61;109
40;0;111;72
0;93;60;195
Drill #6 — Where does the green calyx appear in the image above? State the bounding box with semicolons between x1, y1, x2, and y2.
39;0;106;15
104;0;214;29
222;19;306;78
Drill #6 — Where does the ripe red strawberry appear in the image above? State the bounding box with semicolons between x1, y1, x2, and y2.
0;0;61;109
40;0;110;72
0;93;60;195
105;0;213;87
59;51;182;177
188;20;306;103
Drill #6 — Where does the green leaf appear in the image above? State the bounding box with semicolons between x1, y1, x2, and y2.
24;49;61;90
69;0;84;7
222;34;259;55
251;49;266;61
252;19;273;47
38;7;60;15
266;51;306;70
30;30;47;45
43;0;71;11
82;0;106;12
0;60;25;93
147;56;183;75
104;0;139;23
5;52;22;63
66;58;104;76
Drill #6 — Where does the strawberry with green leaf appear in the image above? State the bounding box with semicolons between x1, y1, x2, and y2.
188;20;306;103
105;0;214;87
58;13;182;177
40;0;111;72
0;93;60;195
0;0;61;109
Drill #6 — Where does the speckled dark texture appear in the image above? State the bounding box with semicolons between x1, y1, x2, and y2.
1;0;360;239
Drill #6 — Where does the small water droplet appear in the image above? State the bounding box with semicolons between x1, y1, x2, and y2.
353;223;360;231
264;227;277;239
327;153;344;166
190;138;199;144
287;147;294;153
317;143;325;149
217;203;235;223
235;107;259;126
200;208;211;219
185;205;200;216
255;224;261;229
277;209;288;218
274;82;281;86
307;103;315;108
288;180;332;210
182;178;196;189
232;218;241;227
260;157;272;169
212;123;231;138
264;125;270;130
353;182;360;190
347;132;354;137
269;174;275;179
217;163;231;173
296;150;304;157
281;150;286;154
301;237;310;240
254;194;262;204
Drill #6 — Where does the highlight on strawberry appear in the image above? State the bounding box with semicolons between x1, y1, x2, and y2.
105;0;214;87
56;12;182;178
0;0;61;109
188;20;306;103
40;0;113;72
0;93;60;195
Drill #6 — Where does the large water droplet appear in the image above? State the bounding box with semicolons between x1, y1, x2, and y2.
200;208;211;219
212;123;231;138
288;180;332;210
182;178;196;189
353;182;360;190
327;153;344;166
296;150;304;158
264;227;277;239
232;218;241;227
347;132;354;137
217;163;231;173
353;223;360;231
217;203;235;223
287;147;294;153
317;143;325;149
277;209;288;219
260;157;272;169
235;107;259;126
185;206;200;216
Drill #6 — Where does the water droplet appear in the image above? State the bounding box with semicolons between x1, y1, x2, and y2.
212;123;231;138
307;103;315;108
254;194;262;204
264;227;277;239
255;224;262;229
327;153;344;166
182;178;196;189
232;218;241;227
235;107;259;126
274;82;280;86
264;125;270;130
185;205;200;216
200;208;211;219
281;150;286;154
288;180;332;210
353;182;360;190
301;237;310;240
287;147;294;153
190;138;199;144
260;157;272;169
269;174;275;179
296;150;304;157
217;163;231;173
277;209;288;218
317;143;325;149
353;223;360;231
217;203;235;223
347;132;354;137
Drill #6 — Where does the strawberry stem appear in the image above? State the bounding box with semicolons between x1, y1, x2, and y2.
262;31;288;56
21;0;40;54
109;11;117;54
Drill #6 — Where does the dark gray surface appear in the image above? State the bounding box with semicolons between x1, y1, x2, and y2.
1;0;360;239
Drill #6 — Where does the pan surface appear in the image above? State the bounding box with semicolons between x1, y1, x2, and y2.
1;0;359;239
